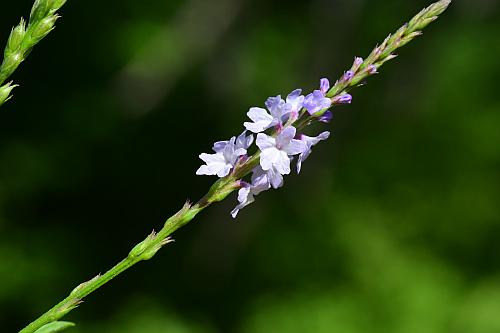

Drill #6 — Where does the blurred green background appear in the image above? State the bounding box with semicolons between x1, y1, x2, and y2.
1;0;499;332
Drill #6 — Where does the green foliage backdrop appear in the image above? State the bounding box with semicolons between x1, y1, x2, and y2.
0;0;499;332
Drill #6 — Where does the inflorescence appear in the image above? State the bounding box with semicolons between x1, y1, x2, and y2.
17;1;453;332
195;74;360;218
195;0;452;218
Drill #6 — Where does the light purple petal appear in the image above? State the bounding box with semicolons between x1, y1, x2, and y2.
302;131;330;146
247;107;272;122
231;187;254;218
304;90;331;115
196;153;230;176
236;131;254;150
212;140;228;153
296;153;306;174
276;126;296;149
320;78;330;94
199;152;225;164
286;89;305;117
196;165;212;176
283;139;307;155
222;137;237;163
267;167;284;189
234;148;247;156
333;93;352;104
320;97;333;109
216;165;232;178
237;186;252;204
260;147;280;171
244;122;267;133
296;131;330;173
230;206;241;218
256;133;276;150
318;111;333;123
303;93;316;113
274;150;291;175
286;89;302;101
244;107;274;133
265;95;285;118
354;57;363;67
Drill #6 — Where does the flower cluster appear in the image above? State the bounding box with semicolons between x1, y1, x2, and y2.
196;78;354;218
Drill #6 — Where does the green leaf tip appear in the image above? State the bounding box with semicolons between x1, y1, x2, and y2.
33;321;75;333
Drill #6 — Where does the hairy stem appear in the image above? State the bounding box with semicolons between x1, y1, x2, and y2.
19;176;239;333
326;0;451;99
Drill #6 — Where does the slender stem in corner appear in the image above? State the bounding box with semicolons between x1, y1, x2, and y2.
18;174;244;333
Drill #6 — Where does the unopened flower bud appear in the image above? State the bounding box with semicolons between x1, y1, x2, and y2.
367;65;378;74
29;14;59;43
7;20;26;53
30;0;50;23
48;0;67;11
0;52;24;75
318;111;333;123
333;93;352;104
342;70;354;83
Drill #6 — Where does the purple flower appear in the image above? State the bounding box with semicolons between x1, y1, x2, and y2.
285;89;305;121
333;93;352;105
342;70;355;82
243;107;277;133
297;131;330;173
244;94;294;133
256;126;307;175
354;57;364;67
367;65;378;74
196;136;247;177
320;78;330;94
230;166;273;218
213;131;254;153
318;111;333;123
304;78;332;115
265;95;286;118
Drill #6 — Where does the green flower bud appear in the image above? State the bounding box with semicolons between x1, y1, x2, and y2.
48;0;67;12
6;19;26;54
0;51;24;77
30;0;50;24
28;14;59;45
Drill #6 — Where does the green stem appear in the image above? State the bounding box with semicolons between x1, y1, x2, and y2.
19;167;254;333
19;1;452;331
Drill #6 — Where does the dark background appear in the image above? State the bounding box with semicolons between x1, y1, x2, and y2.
1;0;499;332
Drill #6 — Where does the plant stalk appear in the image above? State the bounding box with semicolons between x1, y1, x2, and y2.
19;174;242;333
19;1;452;331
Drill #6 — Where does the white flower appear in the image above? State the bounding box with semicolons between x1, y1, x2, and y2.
297;131;330;173
196;136;247;177
243;107;276;133
256;126;307;175
244;90;304;133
